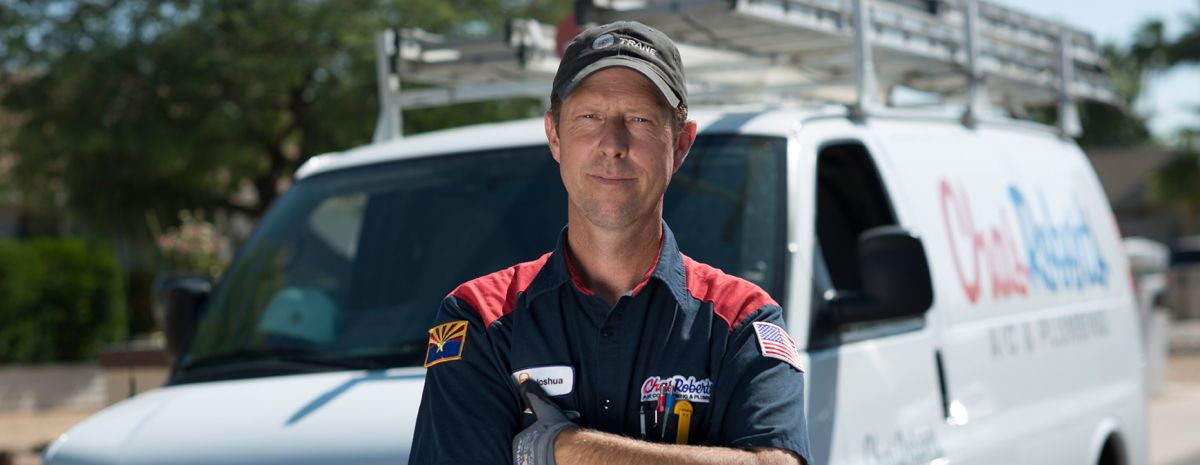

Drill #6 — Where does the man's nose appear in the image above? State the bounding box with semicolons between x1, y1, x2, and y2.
597;118;630;158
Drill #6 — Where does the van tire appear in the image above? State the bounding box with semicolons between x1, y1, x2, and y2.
1098;434;1127;465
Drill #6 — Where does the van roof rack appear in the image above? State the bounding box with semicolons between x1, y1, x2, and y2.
373;0;1117;141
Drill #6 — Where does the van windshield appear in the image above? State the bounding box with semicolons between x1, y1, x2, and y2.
175;135;786;382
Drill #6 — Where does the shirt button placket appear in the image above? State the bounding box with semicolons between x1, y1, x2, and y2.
596;304;624;430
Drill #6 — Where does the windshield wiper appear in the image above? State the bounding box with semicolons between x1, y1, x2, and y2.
180;347;382;373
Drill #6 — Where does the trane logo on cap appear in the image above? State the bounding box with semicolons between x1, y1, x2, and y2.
512;365;575;397
590;34;658;58
617;37;658;57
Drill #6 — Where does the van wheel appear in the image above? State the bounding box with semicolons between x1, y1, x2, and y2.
1098;434;1127;465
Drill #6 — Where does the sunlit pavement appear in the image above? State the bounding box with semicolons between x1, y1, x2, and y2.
0;409;96;465
1153;317;1200;465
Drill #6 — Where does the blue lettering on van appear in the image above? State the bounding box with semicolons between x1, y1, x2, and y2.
940;178;1110;304
1007;186;1108;293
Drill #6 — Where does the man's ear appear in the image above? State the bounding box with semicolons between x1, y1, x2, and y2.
545;112;561;164
672;120;698;172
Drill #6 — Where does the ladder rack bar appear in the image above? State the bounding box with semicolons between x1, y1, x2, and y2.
962;0;989;126
397;81;553;109
367;0;1120;139
374;30;403;142
1057;30;1082;137
851;0;881;118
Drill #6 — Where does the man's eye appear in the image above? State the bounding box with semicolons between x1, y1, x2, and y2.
631;116;651;124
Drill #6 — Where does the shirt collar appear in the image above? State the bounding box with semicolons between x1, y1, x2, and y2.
524;220;690;308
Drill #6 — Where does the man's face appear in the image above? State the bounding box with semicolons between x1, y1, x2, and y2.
545;67;697;231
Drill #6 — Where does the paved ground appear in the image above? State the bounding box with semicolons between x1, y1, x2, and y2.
1152;353;1200;465
0;409;95;465
1171;320;1200;355
3;353;1200;464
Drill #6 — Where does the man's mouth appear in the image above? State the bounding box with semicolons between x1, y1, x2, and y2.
589;174;635;185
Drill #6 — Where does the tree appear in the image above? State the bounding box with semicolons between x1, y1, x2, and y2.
1073;41;1157;148
1143;1;1200;231
1026;20;1166;148
2;0;568;236
0;0;569;335
1166;1;1200;66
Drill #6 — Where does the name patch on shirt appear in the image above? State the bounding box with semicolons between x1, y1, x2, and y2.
512;365;575;397
423;320;468;368
640;375;713;403
753;321;805;372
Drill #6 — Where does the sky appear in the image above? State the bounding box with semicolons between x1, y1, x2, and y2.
994;0;1200;140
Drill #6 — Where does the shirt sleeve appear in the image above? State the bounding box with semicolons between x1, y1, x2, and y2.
711;304;812;464
409;296;519;465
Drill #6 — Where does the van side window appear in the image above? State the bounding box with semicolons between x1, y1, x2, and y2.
811;142;899;346
816;143;897;289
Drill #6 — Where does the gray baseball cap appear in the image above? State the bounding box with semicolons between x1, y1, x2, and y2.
552;21;687;108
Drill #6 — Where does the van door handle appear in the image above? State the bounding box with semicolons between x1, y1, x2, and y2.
935;349;970;425
934;350;951;420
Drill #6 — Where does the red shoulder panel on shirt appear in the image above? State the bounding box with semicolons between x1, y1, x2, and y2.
449;253;551;327
682;254;778;331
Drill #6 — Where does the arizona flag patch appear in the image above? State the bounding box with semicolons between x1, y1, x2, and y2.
424;320;468;368
752;321;805;373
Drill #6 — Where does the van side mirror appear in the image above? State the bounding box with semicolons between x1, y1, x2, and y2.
826;226;934;326
163;277;211;359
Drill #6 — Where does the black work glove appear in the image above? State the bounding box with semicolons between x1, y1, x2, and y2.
513;379;578;465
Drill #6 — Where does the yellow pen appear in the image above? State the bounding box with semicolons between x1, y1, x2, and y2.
674;400;693;444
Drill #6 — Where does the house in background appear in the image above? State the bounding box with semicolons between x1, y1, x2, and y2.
1088;146;1192;244
1089;145;1200;320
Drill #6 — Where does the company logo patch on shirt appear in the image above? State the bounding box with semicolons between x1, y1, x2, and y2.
640;375;713;403
423;320;468;368
512;365;575;397
753;321;805;372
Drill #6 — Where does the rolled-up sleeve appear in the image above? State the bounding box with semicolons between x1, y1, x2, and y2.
712;305;812;464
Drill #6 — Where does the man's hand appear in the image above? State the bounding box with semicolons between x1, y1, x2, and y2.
513;379;578;465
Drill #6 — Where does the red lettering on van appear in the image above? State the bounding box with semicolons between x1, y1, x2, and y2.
940;180;1029;304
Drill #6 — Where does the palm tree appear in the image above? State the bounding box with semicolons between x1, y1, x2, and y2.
1146;2;1200;232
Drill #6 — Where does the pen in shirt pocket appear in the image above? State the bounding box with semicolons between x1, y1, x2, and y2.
661;384;674;436
655;386;665;430
639;404;647;438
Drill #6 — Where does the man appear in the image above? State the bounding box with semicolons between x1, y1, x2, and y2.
409;21;811;465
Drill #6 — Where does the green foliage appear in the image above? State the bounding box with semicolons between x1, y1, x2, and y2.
1078;101;1155;148
1147;148;1200;227
0;0;568;349
0;239;127;363
1056;39;1157;147
1144;2;1200;225
1165;2;1200;65
0;0;570;241
1024;34;1160;148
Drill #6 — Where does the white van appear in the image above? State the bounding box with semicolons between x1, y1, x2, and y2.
42;104;1146;465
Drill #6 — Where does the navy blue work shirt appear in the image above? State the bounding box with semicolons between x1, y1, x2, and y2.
409;223;811;465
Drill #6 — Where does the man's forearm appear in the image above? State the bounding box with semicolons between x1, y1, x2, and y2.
553;429;803;465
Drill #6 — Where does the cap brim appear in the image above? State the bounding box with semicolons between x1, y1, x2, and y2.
559;57;681;108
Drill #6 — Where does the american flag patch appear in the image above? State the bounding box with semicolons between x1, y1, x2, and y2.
752;322;805;372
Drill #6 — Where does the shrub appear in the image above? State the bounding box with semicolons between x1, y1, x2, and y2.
0;239;127;363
